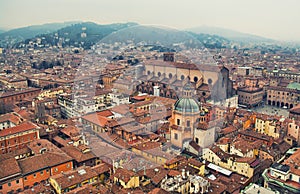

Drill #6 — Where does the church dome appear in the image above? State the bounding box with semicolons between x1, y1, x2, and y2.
174;98;200;113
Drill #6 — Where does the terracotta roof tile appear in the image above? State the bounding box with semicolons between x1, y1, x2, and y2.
0;121;38;137
50;166;98;189
18;152;72;175
112;168;137;183
61;146;96;163
82;112;110;127
0;157;21;181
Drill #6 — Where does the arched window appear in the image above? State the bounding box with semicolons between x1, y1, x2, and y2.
194;76;198;82
208;78;212;84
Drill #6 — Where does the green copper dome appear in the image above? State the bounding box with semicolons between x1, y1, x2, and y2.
174;98;200;113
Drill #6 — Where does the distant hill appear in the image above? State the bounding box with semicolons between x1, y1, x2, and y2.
0;21;79;46
12;22;230;50
188;32;230;49
55;24;230;49
0;29;6;34
15;22;138;49
187;25;274;43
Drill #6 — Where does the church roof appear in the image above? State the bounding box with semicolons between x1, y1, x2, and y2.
174;98;200;113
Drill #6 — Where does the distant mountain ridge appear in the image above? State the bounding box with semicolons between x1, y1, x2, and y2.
1;22;268;49
12;22;230;49
0;21;80;46
19;22;139;49
0;23;279;47
0;29;6;34
187;25;274;43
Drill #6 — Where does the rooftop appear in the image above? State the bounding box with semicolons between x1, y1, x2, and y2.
0;121;38;137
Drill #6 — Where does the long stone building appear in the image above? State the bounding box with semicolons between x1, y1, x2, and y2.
136;53;234;102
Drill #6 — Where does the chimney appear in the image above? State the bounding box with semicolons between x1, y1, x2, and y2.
153;86;160;97
182;169;186;179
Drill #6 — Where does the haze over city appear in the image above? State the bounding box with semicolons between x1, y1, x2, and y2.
1;1;300;194
1;0;300;41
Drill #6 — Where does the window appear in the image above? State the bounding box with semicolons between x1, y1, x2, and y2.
187;120;190;127
8;182;11;187
194;76;198;82
24;177;27;181
33;173;36;178
174;133;178;140
16;179;19;184
0;185;2;190
208;78;212;84
40;171;43;175
195;138;199;144
177;119;180;126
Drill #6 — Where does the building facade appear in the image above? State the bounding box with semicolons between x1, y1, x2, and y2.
238;87;264;107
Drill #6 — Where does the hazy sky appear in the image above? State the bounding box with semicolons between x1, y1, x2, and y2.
1;0;300;41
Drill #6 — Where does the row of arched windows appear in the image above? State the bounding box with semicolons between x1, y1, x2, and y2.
146;70;200;82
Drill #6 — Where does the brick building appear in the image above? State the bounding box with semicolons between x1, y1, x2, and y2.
0;139;74;193
237;87;264;107
0;121;40;154
266;86;300;109
0;88;41;105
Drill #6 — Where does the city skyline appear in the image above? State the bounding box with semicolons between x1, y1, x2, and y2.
1;0;300;41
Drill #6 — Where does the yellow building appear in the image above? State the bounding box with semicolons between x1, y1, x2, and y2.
255;115;280;139
112;168;139;189
203;145;260;179
131;142;171;165
39;88;64;98
49;164;110;194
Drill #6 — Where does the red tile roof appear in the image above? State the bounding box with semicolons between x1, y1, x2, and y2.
132;141;161;151
81;112;110;127
18;152;72;175
148;188;169;194
61;146;96;163
97;110;114;117
0;121;38;137
0;157;21;181
50;166;98;189
168;169;181;177
0;112;22;124
112;168;137;183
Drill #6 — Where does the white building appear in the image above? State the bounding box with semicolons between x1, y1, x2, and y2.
109;93;130;106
